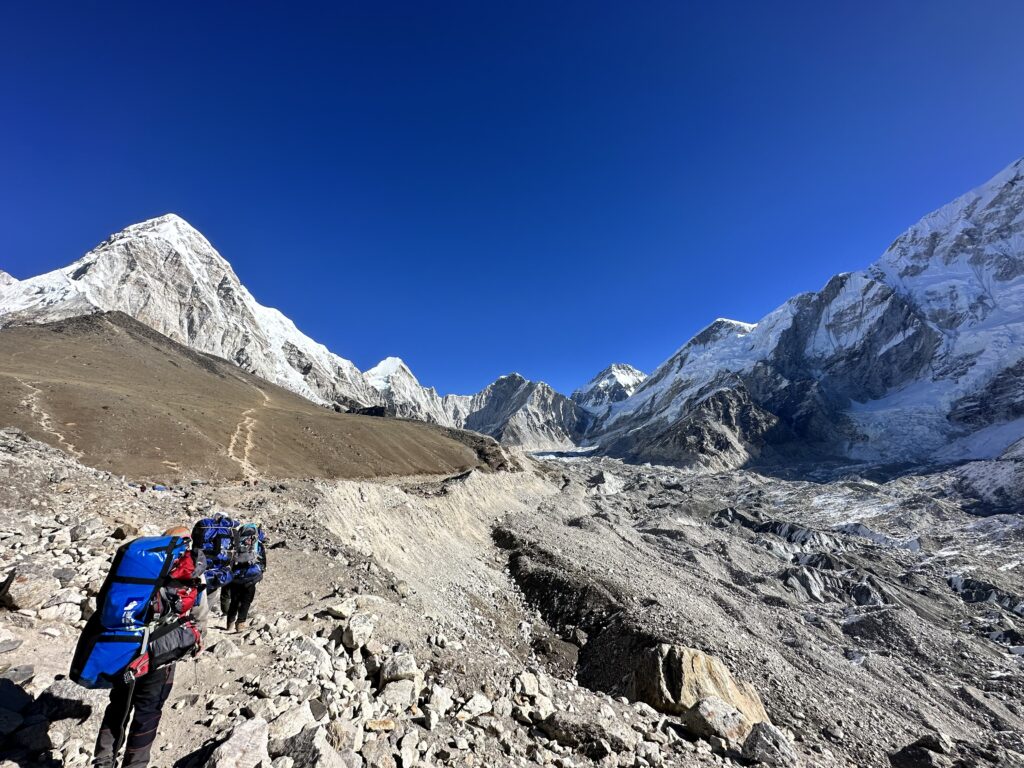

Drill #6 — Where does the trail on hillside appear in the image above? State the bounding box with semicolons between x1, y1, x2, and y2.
12;376;82;459
226;380;271;478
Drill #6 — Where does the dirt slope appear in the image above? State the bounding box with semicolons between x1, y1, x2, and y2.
0;312;484;482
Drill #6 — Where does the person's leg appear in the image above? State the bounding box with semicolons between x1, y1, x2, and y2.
121;665;175;768
225;582;239;628
93;681;133;768
235;583;257;625
219;585;230;616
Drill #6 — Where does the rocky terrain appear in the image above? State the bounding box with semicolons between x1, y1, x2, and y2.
1;422;1022;768
1;158;1023;768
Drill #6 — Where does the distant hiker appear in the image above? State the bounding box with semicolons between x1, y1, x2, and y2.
222;522;267;632
191;511;240;606
70;526;207;768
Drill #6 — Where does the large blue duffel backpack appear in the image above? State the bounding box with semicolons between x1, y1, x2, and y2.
191;514;238;589
70;535;190;689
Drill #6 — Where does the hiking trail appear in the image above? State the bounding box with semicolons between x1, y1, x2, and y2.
14;376;83;459
227;384;271;478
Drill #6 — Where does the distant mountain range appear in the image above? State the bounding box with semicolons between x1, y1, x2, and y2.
3;157;1023;470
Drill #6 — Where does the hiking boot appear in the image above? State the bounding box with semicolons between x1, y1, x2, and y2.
235;620;247;633
225;621;235;633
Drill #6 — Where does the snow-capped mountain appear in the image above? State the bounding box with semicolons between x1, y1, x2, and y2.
364;356;452;425
590;157;1024;470
0;215;381;408
572;363;647;413
4;157;1022;468
0;218;585;450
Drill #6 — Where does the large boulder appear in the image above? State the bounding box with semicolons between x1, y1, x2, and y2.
626;644;769;726
539;710;640;758
275;725;352;767
683;696;751;744
0;567;62;611
742;722;800;767
205;717;271;768
342;614;374;651
269;702;317;741
889;733;956;768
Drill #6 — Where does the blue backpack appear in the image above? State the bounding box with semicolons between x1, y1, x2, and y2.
231;523;266;584
191;514;238;589
70;535;190;689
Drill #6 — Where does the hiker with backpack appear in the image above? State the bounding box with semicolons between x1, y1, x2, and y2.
71;526;207;768
222;522;267;632
191;511;240;610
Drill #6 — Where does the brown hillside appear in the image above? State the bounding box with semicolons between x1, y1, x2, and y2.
0;312;485;482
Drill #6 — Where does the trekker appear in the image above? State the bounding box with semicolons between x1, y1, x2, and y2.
71;526;207;768
223;522;267;632
191;511;240;608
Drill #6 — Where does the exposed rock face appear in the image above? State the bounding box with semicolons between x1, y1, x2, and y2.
743;722;800;767
588;158;1024;470
952;437;1024;514
450;374;588;450
599;382;782;471
626;644;769;728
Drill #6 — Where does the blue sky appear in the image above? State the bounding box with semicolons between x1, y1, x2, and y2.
2;2;1023;395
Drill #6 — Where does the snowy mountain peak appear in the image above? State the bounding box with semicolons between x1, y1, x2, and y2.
0;215;381;408
572;363;647;413
365;357;418;391
689;318;757;347
0;270;16;287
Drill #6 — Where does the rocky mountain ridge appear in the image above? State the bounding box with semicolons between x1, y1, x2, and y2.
586;157;1024;471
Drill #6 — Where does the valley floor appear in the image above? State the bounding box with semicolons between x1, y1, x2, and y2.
1;429;1022;767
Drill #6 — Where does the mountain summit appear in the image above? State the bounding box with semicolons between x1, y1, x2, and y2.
572;364;647;413
0;214;379;408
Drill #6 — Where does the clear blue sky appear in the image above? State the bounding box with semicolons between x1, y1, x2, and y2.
2;3;1023;395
